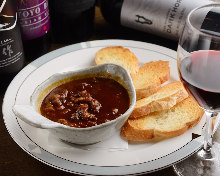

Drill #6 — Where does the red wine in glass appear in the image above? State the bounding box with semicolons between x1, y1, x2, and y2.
174;4;220;176
179;50;220;112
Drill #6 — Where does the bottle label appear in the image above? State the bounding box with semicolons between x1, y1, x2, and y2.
120;0;212;40
17;0;50;40
0;30;23;69
0;0;24;71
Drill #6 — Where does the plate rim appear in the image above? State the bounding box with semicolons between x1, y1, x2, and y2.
2;39;203;175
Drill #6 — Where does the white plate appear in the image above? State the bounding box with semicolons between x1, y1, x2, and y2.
2;40;205;175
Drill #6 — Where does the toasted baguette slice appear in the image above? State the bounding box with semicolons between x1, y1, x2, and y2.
95;46;139;77
133;60;170;99
121;97;204;142
130;81;188;118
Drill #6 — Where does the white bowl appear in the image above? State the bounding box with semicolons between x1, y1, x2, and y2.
13;63;136;144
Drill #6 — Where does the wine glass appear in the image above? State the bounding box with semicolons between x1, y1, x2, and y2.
173;3;220;176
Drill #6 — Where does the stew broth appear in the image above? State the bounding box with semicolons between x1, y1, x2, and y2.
40;77;130;128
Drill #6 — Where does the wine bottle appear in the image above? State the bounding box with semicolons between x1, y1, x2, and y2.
48;0;96;44
0;0;25;92
17;0;51;61
100;0;214;40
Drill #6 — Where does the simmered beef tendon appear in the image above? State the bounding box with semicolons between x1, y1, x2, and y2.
70;90;101;113
40;77;130;128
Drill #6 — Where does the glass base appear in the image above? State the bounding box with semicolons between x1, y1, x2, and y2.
173;143;220;176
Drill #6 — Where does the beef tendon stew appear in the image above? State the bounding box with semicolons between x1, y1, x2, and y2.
40;76;130;128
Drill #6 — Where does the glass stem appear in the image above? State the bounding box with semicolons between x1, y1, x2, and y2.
203;111;217;152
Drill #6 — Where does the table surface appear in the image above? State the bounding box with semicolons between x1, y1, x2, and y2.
0;6;179;176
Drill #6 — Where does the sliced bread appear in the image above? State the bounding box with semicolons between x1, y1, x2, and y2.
130;81;188;118
121;97;204;142
95;46;139;77
132;60;170;99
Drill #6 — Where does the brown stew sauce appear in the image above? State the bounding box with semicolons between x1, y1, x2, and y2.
40;77;130;128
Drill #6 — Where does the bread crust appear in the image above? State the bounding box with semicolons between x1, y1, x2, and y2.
121;97;204;142
154;114;203;139
95;46;139;77
135;81;162;100
133;60;170;99
130;81;189;118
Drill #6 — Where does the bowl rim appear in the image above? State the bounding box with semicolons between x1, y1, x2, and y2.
30;63;136;131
